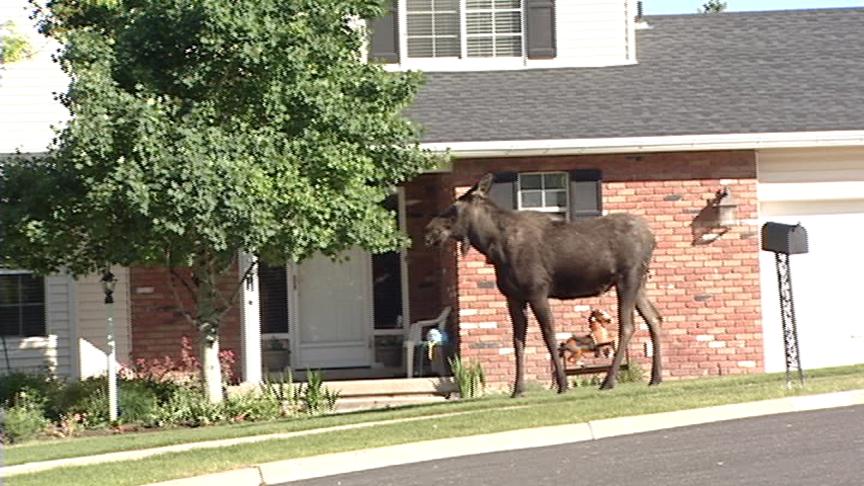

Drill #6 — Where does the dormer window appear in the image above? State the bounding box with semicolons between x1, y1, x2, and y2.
403;0;523;59
369;0;557;66
466;0;523;58
406;0;461;58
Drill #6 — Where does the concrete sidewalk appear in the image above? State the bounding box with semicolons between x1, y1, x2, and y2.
145;389;864;485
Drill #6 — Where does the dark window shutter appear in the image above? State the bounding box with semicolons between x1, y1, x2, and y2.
258;263;289;334
488;172;518;210
368;1;400;63
568;169;602;220
525;0;556;59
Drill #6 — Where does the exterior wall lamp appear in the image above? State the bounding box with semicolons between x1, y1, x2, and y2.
713;186;738;227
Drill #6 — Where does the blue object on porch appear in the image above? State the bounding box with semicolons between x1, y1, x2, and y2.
425;328;448;345
404;306;451;378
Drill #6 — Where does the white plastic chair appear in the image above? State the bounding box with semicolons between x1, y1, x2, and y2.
404;306;452;378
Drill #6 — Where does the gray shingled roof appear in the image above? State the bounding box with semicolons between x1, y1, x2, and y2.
408;8;864;144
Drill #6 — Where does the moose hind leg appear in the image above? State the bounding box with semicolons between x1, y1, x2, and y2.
529;298;568;393
636;290;663;385
507;298;529;398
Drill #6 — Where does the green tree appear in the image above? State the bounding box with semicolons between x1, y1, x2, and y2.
0;21;34;64
699;0;728;13
1;0;439;402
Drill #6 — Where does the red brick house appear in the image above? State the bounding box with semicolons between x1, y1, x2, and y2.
4;3;863;388
371;4;864;387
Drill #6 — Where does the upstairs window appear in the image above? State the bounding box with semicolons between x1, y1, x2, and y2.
405;0;524;58
368;0;555;64
0;271;46;337
406;0;461;58
466;0;523;57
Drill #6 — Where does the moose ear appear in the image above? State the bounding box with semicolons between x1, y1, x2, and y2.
475;173;495;197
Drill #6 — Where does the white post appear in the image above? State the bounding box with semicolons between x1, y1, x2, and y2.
102;270;119;422
106;299;118;421
240;253;262;384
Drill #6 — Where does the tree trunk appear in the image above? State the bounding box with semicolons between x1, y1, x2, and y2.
194;254;225;404
201;334;223;403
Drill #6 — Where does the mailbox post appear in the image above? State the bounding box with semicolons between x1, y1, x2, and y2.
761;222;808;387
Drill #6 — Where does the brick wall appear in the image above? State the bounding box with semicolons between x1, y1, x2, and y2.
434;151;762;390
403;173;459;326
129;266;243;379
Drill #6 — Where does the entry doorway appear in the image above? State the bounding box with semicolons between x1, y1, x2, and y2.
258;192;410;375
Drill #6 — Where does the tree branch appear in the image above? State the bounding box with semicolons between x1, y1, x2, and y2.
166;249;197;327
217;253;258;322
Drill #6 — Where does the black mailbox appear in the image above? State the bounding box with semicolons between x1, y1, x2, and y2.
761;222;808;255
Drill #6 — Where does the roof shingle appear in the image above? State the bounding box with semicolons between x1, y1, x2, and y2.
408;8;864;144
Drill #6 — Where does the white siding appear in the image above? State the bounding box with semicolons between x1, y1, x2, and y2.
390;0;635;72
757;147;864;373
758;148;864;203
547;0;634;67
75;268;132;378
0;274;74;376
0;1;70;153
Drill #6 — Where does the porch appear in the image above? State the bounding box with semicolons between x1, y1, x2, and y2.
236;187;456;384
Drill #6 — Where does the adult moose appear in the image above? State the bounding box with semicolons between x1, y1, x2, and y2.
425;174;662;396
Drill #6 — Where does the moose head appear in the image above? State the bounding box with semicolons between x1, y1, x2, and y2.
424;173;495;253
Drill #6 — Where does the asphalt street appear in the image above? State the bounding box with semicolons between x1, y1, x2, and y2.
285;404;864;486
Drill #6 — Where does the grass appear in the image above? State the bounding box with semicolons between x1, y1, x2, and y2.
5;365;864;486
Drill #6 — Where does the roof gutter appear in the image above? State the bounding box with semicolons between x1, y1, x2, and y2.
420;130;864;158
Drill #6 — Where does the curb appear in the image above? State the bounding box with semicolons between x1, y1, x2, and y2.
0;410;476;478
147;468;263;486
146;388;864;485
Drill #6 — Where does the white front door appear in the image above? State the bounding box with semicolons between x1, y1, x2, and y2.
293;247;374;369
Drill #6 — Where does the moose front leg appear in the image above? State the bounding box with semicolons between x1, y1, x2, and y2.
530;298;568;394
507;298;528;397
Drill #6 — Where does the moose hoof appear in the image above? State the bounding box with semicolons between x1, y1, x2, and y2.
649;378;663;386
599;380;616;391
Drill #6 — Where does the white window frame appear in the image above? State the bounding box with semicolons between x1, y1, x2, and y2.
400;0;525;62
517;171;569;217
464;0;523;58
404;0;461;58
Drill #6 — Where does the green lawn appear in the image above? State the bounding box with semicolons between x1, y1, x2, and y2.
5;365;864;486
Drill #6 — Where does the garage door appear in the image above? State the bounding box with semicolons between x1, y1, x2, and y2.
760;202;864;371
759;149;864;372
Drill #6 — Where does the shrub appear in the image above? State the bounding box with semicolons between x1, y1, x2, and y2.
118;381;160;424
223;391;281;423
57;377;160;427
449;356;486;399
123;336;239;385
1;389;51;444
56;377;110;427
261;371;300;415
154;386;224;427
297;370;340;414
75;384;111;428
0;372;63;417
